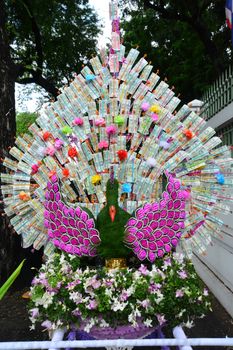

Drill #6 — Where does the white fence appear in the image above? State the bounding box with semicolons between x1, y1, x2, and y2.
1;327;233;350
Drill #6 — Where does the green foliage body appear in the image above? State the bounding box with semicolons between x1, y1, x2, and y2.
97;180;131;258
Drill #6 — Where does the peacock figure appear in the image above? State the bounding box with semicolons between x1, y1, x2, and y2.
1;0;233;266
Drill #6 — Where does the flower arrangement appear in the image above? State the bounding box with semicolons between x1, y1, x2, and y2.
29;251;211;334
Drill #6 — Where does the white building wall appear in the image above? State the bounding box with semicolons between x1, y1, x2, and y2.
192;112;233;318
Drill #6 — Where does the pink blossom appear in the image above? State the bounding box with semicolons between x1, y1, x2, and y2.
203;288;209;296
106;124;117;136
73;117;84;126
148;283;162;293
95;118;105;126
54;139;64;150
41;320;52;329
141;299;150;308
120;291;129;301
151;113;159;121
87;300;98;309
73;309;82;316
45;145;56;156
30;308;39;318
98;140;108;150
139;264;149;275
178;270;188;279
141;102;150;111
86;277;101;289
176;289;184;298
156;314;166;325
31;164;39;174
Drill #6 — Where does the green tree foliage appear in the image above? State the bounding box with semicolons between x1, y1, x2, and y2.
120;0;232;102
16;112;37;136
5;0;101;97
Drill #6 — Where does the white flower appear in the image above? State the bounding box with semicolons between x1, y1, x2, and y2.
144;318;153;327
84;318;95;333
111;298;128;312
35;292;54;308
173;252;184;264
69;291;83;304
177;309;186;318
155;291;164;304
99;319;110;328
105;288;113;298
184;319;194;329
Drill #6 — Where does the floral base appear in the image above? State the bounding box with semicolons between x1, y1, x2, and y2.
78;321;157;339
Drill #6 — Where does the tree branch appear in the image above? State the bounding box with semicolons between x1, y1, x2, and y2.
143;0;190;22
17;77;35;84
19;0;43;73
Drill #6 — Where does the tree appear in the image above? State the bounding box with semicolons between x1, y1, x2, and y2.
120;0;232;101
0;0;101;282
6;0;101;95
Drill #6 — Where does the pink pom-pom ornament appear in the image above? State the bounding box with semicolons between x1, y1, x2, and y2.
73;117;84;126
98;140;109;150
141;102;150;112
106;125;117;136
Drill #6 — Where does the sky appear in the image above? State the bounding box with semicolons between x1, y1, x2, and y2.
15;0;111;113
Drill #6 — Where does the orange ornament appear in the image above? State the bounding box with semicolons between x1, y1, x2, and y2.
68;147;78;158
19;191;30;201
117;149;128;161
183;129;193;139
62;168;70;177
43;131;52;141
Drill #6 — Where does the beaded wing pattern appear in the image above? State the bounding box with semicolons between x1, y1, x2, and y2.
44;174;101;257
125;173;187;262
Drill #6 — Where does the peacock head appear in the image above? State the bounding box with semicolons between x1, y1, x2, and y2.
106;178;119;222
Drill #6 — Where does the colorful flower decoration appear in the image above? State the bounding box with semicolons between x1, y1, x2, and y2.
216;173;225;185
62;168;70;178
73;117;84;126
18;191;30;201
151;113;159;122
117;149;128;161
42;131;52;141
106;125;117;136
98;140;108;150
114;115;124;126
159;140;170;150
141;102;150;112
68;147;78;158
45;145;56;156
91;174;101;185
150;104;160;114
62;126;73;135
54;139;64;150
183;129;193;139
86;74;96;81
146;157;157;168
122;183;132;193
31;163;40;175
95;118;105;127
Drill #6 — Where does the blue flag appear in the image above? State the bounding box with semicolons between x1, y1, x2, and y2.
226;0;233;43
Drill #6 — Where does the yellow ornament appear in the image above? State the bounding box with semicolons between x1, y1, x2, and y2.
149;104;160;114
91;174;101;185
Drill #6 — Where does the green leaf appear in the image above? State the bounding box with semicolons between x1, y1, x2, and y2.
0;259;26;300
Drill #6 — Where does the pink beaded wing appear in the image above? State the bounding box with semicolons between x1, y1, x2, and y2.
44;174;101;256
125;173;187;262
